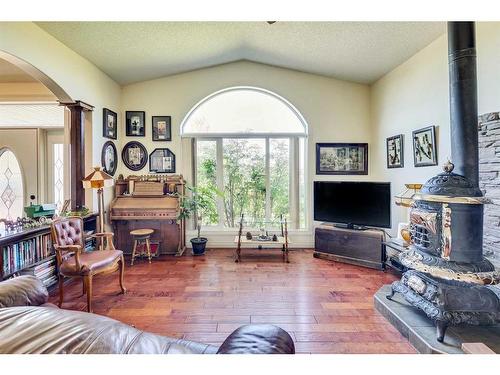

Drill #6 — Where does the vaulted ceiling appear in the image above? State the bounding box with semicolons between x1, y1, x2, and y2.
36;22;445;85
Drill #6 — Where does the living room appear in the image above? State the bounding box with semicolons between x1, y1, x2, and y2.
1;0;499;371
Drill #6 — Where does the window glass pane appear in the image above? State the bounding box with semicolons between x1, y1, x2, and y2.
183;88;306;136
53;143;64;212
269;139;290;223
196;140;219;226
0;149;24;220
222;138;265;228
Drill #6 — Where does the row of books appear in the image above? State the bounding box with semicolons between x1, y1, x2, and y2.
1;233;53;276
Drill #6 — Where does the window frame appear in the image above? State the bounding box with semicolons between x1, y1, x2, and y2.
180;86;308;138
193;135;304;230
0;147;25;220
183;86;310;231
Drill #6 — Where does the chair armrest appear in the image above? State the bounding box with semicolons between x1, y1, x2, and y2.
216;324;295;354
55;244;82;253
89;232;116;250
0;276;49;308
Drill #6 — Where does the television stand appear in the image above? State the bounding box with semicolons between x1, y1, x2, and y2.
314;224;384;270
331;223;369;231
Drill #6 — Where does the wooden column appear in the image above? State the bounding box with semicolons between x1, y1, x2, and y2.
60;101;94;211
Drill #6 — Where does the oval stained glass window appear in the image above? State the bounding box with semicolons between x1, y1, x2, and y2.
0;149;24;220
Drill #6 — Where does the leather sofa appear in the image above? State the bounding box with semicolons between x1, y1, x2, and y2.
0;276;295;354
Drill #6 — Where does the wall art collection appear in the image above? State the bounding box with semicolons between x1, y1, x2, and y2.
101;109;175;174
384;125;438;170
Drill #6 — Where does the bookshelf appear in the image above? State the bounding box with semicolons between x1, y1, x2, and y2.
0;214;97;288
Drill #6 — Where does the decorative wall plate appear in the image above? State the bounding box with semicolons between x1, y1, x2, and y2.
122;141;147;171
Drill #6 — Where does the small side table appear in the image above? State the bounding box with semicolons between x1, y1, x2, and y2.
234;214;290;263
130;228;154;265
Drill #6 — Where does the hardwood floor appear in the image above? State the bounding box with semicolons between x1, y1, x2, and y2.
49;248;416;354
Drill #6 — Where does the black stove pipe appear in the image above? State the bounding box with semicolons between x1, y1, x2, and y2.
448;22;480;188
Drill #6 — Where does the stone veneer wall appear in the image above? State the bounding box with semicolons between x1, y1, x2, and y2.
478;111;500;266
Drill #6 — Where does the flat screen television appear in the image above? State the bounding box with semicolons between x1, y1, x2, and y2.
314;181;391;229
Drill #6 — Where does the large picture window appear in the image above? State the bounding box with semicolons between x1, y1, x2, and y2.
184;87;308;229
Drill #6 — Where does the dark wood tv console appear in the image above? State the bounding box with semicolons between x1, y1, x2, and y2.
313;224;384;270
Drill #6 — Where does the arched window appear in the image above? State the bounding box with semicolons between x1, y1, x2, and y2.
181;87;308;229
0;149;24;220
181;86;307;137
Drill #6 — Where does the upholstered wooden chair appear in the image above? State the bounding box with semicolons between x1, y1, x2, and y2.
50;217;126;312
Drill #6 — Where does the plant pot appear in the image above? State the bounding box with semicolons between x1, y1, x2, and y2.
190;237;208;255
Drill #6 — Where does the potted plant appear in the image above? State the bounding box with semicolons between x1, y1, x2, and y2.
178;185;219;255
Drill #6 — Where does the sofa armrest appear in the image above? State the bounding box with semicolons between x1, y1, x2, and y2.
0;276;49;308
216;324;295;354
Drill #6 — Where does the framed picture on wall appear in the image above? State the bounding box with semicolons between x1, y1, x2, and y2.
122;141;148;171
412;126;438;167
126;111;146;136
101;141;118;176
149;148;175;173
386;134;404;168
103;108;117;140
316;143;368;175
152;116;172;141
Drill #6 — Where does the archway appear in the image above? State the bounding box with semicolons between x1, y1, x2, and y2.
0;50;73;103
0;50;92;212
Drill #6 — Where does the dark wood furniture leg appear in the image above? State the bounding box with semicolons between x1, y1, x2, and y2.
119;255;126;294
85;274;93;313
58;275;64;307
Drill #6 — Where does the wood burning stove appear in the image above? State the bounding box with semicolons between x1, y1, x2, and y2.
387;22;500;342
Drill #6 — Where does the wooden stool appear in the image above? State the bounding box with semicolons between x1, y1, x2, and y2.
130;229;154;266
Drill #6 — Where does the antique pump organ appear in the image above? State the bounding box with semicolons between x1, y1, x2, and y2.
109;174;186;256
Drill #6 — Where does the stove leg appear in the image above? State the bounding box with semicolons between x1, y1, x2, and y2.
386;287;396;300
436;320;448;342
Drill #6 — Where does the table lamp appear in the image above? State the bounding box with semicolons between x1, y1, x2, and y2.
82;166;114;234
394;183;422;208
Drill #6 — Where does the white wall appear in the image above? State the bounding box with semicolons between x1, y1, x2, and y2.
120;61;372;247
370;35;450;234
370;22;500;235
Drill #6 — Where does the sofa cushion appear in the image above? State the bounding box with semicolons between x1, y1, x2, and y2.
0;306;217;354
0;276;48;308
217;324;295;354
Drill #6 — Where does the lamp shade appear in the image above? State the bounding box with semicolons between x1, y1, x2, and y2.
394;183;422;207
82;167;114;189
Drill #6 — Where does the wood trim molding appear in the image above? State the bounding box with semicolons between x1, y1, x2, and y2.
60;100;94;211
